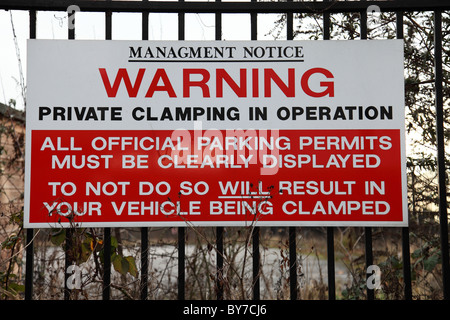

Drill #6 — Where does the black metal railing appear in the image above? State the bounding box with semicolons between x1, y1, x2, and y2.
1;0;448;301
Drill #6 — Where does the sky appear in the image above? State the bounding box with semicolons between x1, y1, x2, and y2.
0;9;286;111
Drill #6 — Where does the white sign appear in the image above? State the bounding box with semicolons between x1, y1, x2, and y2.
25;40;407;228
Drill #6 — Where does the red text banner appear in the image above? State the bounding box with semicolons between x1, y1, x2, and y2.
28;129;404;227
25;40;407;227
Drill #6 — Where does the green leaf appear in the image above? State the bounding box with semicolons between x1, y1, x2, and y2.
124;256;138;278
112;254;129;276
110;236;118;250
80;241;92;263
424;254;439;272
1;235;19;249
341;288;349;299
411;248;422;259
50;229;66;246
9;282;25;293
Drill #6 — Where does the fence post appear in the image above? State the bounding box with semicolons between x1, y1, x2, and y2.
103;228;111;300
64;229;74;300
433;10;450;300
285;3;299;301
102;2;113;301
216;226;224;300
64;11;75;300
24;9;36;301
215;0;224;300
395;10;413;300
250;2;260;301
252;227;260;300
323;2;336;301
177;0;186;301
140;227;149;300
140;1;150;300
178;227;185;300
24;229;34;300
360;5;375;301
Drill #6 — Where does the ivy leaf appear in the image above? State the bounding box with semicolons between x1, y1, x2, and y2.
424;254;439;272
124;256;138;278
112;254;129;276
411;248;422;259
80;241;93;263
110;236;119;250
8;282;25;293
1;235;19;249
50;229;66;246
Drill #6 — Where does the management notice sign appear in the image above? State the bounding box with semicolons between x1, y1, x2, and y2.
25;40;407;228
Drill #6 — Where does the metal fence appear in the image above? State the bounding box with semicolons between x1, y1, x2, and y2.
0;0;448;301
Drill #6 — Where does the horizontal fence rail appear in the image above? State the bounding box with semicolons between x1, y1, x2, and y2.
0;0;448;301
2;0;450;13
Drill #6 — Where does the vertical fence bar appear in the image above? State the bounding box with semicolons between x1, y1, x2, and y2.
105;6;112;39
286;1;298;301
103;228;111;300
215;0;222;41
215;0;224;300
396;10;413;301
64;11;76;300
216;227;224;300
288;227;297;300
25;229;34;300
360;5;375;301
323;3;336;301
140;1;150;300
28;9;36;51
252;227;260;300
64;229;74;300
401;227;412;299
140;227;149;300
364;227;374;299
68;9;75;40
178;228;185;300
178;0;185;41
433;10;450;301
360;7;368;40
250;3;260;300
178;0;186;301
326;228;336;300
103;4;112;301
24;9;36;301
142;4;149;41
